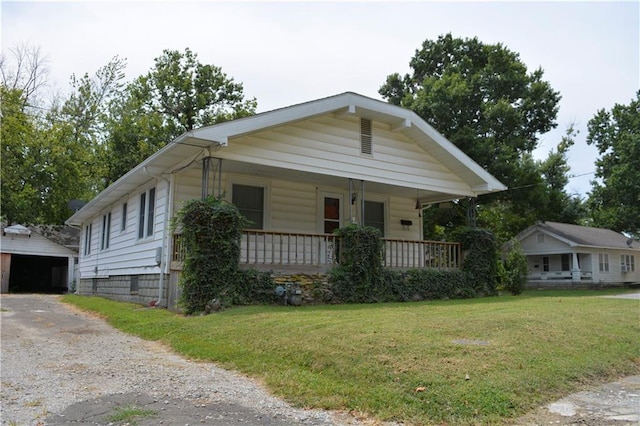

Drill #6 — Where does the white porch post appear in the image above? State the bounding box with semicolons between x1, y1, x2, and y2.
571;251;581;282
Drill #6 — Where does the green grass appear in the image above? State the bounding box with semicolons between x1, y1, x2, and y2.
62;289;640;425
105;405;155;425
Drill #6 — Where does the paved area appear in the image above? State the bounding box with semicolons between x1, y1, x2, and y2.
600;292;640;300
547;376;640;422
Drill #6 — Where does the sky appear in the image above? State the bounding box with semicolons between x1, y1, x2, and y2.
2;1;638;197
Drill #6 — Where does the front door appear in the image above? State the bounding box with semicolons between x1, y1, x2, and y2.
320;193;342;234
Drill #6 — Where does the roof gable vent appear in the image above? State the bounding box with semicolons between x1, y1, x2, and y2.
360;118;372;155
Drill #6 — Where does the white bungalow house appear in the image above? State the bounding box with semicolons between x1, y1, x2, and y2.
66;92;506;308
1;224;79;293
513;221;640;288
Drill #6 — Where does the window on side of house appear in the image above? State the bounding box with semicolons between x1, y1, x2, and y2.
542;256;549;272
121;203;127;232
621;254;635;272
101;212;111;251
146;187;155;237
598;253;609;272
232;184;264;230
138;187;156;239
84;223;92;256
561;254;570;271
364;200;385;237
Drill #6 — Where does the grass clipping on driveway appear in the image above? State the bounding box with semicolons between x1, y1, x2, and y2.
63;291;640;425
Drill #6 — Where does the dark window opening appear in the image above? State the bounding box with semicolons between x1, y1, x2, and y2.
233;184;264;229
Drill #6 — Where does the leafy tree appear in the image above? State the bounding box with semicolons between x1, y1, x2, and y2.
476;127;587;243
538;125;587;224
587;91;640;237
103;48;257;184
380;33;561;190
1;54;127;225
1;86;40;224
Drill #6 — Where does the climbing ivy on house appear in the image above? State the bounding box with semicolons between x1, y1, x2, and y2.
330;225;490;303
457;228;500;296
330;224;385;303
173;196;273;314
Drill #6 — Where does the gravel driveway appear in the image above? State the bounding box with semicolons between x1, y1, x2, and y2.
0;294;359;426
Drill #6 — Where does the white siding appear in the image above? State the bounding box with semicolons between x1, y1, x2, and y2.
590;248;640;284
520;232;570;254
1;232;75;257
78;179;169;279
218;115;470;194
173;169;421;240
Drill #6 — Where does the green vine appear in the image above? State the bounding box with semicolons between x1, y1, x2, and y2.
173;196;273;314
329;224;385;303
457;227;500;296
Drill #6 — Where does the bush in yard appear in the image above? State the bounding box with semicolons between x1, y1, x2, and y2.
173;196;274;313
329;224;385;303
399;268;474;301
457;227;500;296
502;240;528;295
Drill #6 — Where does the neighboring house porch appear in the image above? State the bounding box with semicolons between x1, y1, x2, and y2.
512;221;639;288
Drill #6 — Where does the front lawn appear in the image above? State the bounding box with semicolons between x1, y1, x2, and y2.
62;290;640;425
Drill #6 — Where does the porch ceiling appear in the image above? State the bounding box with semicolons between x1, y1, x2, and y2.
193;158;463;205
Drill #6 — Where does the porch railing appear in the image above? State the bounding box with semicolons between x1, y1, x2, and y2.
171;231;461;270
383;239;461;269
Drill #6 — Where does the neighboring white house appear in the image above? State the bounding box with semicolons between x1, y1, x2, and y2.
513;221;640;288
65;92;507;308
1;224;79;293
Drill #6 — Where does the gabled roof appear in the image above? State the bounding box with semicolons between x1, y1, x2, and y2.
1;224;80;254
67;92;506;226
516;221;640;250
31;225;80;252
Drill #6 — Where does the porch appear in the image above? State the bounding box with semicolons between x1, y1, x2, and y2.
171;230;461;273
525;252;593;282
527;270;593;281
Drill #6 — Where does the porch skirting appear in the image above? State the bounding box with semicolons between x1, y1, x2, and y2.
78;274;169;306
525;280;629;290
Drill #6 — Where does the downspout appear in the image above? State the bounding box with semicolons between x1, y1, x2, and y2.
67;224;82;293
360;180;365;225
144;166;171;307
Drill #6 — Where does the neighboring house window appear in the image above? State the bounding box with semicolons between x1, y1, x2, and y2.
121;203;127;232
542;256;549;272
360;118;372;155
536;233;545;243
621;254;635;272
599;253;609;272
101;212;111;250
84;223;92;256
138;187;156;239
233;184;264;229
364;200;385;237
561;254;570;271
